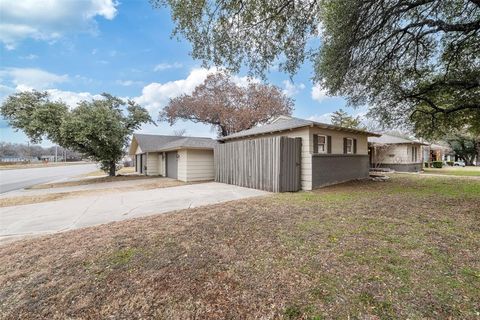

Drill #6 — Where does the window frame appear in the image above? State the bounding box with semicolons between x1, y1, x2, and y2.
317;134;327;154
411;146;417;162
346;138;353;154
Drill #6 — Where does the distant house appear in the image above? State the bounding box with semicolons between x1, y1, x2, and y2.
217;116;381;191
423;143;454;163
368;134;427;172
129;134;217;182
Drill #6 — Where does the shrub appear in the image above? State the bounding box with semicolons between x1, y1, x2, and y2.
446;161;454;166
432;161;443;168
424;162;429;168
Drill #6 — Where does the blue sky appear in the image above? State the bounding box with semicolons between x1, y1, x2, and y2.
0;0;364;146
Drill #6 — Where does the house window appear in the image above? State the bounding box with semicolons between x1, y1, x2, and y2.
346;138;353;154
317;135;327;153
411;146;417;162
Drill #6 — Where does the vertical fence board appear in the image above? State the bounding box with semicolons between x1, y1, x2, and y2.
215;136;301;192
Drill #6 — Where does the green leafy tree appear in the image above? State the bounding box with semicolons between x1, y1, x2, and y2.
330;109;365;129
446;133;478;166
1;91;154;176
153;0;479;136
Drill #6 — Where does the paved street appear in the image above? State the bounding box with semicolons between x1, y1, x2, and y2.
0;182;268;243
0;163;98;194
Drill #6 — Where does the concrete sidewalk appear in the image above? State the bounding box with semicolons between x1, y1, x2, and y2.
0;182;268;244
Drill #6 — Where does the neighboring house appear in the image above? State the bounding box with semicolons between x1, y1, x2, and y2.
217;116;381;191
0;157;31;163
368;134;427;172
423;143;454;163
129;134;217;182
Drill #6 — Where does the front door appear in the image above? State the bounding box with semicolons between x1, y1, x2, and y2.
166;151;178;179
139;154;145;174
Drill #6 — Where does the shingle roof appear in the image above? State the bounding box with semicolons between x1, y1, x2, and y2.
219;116;380;141
131;133;216;153
159;136;217;151
368;134;427;145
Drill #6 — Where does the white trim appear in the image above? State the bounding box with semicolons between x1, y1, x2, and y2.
317;134;327;153
346;138;353;154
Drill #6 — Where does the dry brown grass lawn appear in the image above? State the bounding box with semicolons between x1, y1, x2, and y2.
0;175;479;319
78;166;136;178
29;170;149;190
0;178;186;208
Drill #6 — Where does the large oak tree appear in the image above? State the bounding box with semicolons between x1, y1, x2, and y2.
153;0;480;160
159;72;294;136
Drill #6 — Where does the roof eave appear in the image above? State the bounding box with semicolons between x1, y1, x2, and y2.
369;141;428;146
218;124;311;141
219;123;381;141
155;146;216;152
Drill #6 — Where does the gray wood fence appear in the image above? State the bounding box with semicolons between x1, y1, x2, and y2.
215;136;301;192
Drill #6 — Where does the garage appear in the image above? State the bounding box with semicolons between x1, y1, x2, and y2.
166;151;178;179
129;134;216;182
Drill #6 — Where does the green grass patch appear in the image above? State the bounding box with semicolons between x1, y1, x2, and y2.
107;247;137;267
423;167;480;176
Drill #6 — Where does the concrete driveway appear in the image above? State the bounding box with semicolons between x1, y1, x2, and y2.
0;182;268;243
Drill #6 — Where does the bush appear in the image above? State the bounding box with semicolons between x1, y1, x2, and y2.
446;161;454;166
424;162;429;168
432;161;443;168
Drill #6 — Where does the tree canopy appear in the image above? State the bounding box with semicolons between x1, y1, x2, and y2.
1;91;153;175
159;72;294;136
446;133;478;165
153;0;480;137
330;109;365;130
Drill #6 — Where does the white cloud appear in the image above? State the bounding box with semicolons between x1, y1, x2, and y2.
0;68;68;89
0;0;118;49
282;80;305;96
136;68;262;112
153;62;184;72
44;89;102;108
21;54;38;60
308;113;333;124
231;74;260;87
136;68;218;112
0;67;104;108
116;80;142;87
0;84;102;109
311;83;329;102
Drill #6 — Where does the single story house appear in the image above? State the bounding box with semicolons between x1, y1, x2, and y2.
423;143;454;163
129;134;217;182
217;116;381;191
368;134;427;172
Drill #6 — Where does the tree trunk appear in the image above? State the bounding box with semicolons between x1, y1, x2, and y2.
109;161;116;176
220;125;228;137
